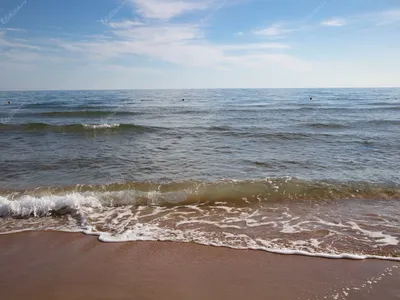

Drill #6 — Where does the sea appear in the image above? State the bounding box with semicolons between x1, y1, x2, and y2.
0;88;399;260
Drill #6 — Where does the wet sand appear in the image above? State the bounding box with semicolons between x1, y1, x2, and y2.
0;231;399;300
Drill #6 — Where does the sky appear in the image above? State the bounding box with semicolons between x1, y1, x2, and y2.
0;0;399;90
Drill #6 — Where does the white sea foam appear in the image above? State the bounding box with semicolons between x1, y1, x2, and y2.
0;193;102;217
91;223;400;262
82;123;120;129
348;221;398;246
1;191;399;262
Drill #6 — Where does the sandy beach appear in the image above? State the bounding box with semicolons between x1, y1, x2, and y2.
0;231;399;300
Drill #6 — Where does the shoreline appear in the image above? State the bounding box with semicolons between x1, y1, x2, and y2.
2;229;399;262
1;231;399;300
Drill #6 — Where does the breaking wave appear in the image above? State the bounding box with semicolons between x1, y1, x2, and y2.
1;178;399;261
0;122;154;132
1;178;399;217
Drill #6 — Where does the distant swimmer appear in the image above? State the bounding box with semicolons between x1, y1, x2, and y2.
309;97;312;101
182;98;185;101
8;101;11;104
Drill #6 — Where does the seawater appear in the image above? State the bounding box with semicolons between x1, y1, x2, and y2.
1;88;399;260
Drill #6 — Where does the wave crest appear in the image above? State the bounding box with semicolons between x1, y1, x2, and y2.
1;178;399;218
0;122;153;132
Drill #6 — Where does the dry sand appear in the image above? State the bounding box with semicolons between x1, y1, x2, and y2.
0;231;399;300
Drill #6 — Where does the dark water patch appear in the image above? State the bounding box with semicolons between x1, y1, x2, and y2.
33;111;139;118
206;128;334;140
306;123;349;129
24;101;76;108
209;126;232;131
365;120;400;126
365;106;400;111
76;105;118;110
265;132;311;140
365;102;400;106
217;107;393;114
359;140;376;146
0;122;155;133
245;159;309;169
244;160;274;168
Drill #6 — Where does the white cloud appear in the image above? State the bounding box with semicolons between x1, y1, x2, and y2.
0;0;313;90
370;9;400;25
321;18;347;27
0;32;40;50
108;20;144;28
96;64;164;74
113;24;200;43
253;24;296;37
4;28;26;32
326;9;400;27
130;0;209;20
1;49;41;62
59;22;303;71
224;53;311;71
0;32;74;66
221;43;290;51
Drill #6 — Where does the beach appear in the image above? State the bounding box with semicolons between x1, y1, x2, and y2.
0;231;399;300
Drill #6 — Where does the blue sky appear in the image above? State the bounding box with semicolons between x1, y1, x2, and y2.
0;0;399;90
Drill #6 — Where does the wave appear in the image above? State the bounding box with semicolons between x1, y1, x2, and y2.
24;101;72;108
228;106;400;113
33;111;139;117
305;120;400;129
0;122;154;132
366;120;400;126
306;123;349;129
1;178;399;218
206;128;332;139
365;101;400;106
23;103;117;110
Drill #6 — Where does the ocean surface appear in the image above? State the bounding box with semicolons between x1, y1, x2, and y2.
0;88;399;260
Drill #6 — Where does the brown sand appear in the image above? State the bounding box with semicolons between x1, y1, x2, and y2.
0;231;399;300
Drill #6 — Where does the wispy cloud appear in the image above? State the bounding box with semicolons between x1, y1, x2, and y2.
3;27;26;32
0;0;310;80
221;43;290;51
0;32;40;50
253;24;297;38
368;9;400;25
0;31;72;66
59;21;302;70
96;64;165;74
108;20;144;28
320;9;400;27
321;17;346;27
114;24;201;43
130;0;210;20
1;49;41;62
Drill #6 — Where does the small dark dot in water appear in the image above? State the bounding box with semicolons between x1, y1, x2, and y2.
8;101;11;104
182;99;185;101
309;97;312;101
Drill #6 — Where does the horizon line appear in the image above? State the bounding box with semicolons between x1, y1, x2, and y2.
1;86;399;92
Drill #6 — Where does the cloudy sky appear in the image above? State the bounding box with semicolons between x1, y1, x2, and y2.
0;0;399;90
